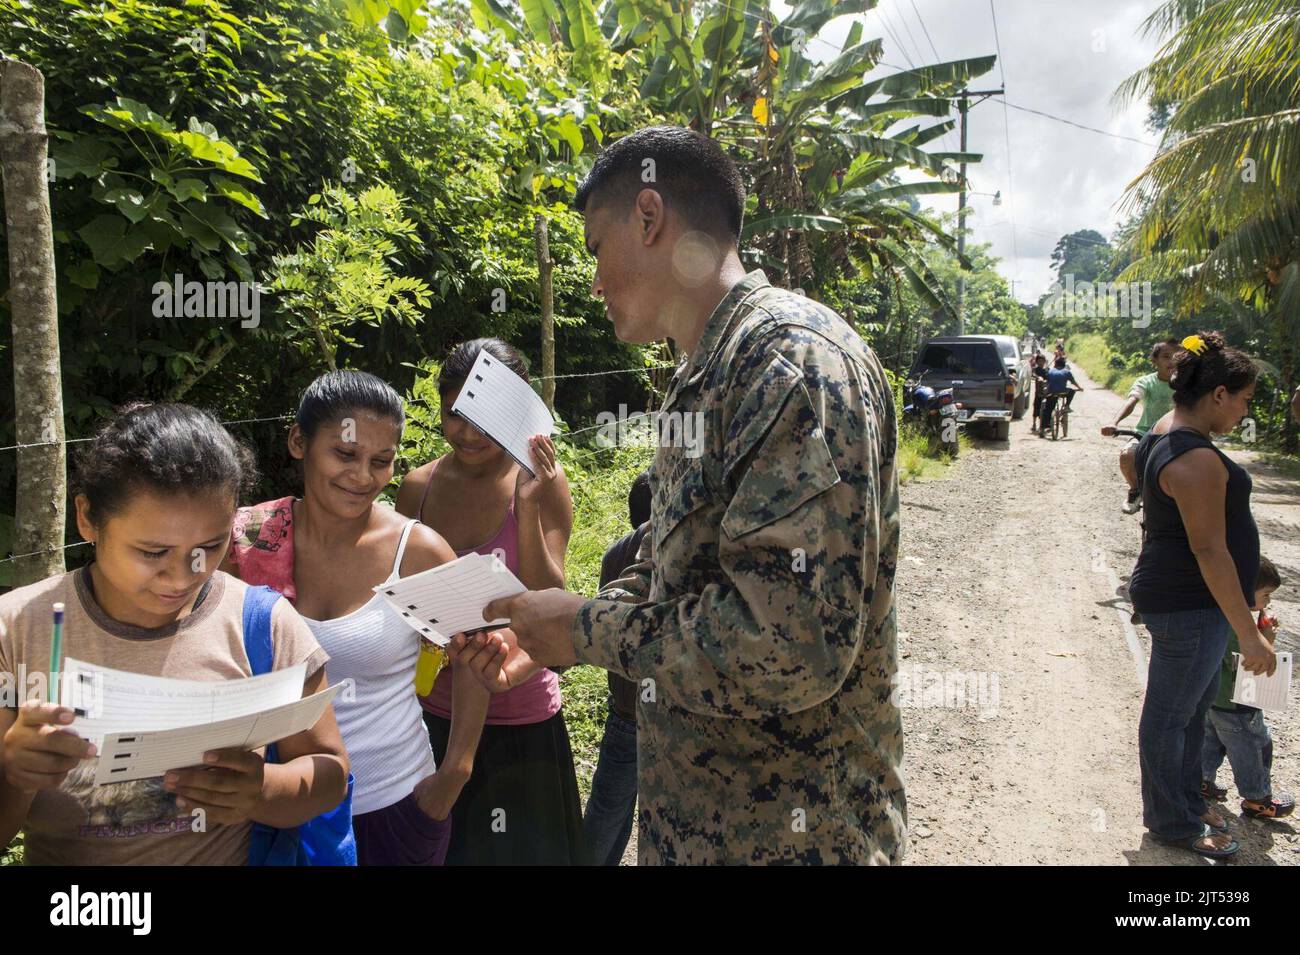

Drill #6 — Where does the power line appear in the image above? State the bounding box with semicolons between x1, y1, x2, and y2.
908;0;942;61
1001;100;1158;147
898;1;956;152
877;7;917;68
988;0;1021;285
894;1;927;69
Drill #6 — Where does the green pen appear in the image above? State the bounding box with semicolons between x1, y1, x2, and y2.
49;602;65;705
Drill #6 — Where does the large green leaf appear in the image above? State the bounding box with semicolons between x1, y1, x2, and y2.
98;187;148;223
790;39;885;108
834;180;963;207
741;212;846;241
50;136;118;179
699;0;748;69
76;214;151;267
169;131;263;182
827;56;999;110
80;97;176;137
470;0;524;37
521;0;561;40
774;0;877;48
211;175;268;217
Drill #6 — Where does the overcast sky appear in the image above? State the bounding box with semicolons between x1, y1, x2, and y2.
774;0;1166;301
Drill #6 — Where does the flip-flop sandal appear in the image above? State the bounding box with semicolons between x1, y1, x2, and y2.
1201;781;1228;801
1156;825;1239;859
1241;795;1296;820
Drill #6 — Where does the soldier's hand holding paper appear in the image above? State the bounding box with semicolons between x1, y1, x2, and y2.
451;591;586;688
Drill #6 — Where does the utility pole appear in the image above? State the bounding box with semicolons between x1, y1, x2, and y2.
956;93;969;336
952;87;1004;336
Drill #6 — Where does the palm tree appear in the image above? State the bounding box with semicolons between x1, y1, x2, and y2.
1115;0;1300;447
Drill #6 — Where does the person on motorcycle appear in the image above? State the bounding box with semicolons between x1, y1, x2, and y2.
1039;356;1083;436
1101;339;1180;513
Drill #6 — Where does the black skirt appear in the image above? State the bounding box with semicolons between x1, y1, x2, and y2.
424;708;586;865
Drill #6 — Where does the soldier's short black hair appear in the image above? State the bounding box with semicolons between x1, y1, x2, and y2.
575;125;746;243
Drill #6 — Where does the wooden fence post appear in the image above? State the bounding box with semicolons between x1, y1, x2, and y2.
535;214;555;414
1;59;65;585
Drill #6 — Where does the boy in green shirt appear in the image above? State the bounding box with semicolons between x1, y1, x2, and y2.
1101;338;1179;513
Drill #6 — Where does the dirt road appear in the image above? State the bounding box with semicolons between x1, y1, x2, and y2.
898;365;1300;865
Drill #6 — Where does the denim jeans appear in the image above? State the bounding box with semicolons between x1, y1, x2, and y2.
1202;707;1274;802
1138;607;1231;840
582;709;638;866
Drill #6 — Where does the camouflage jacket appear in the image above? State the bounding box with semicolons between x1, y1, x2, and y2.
572;270;905;864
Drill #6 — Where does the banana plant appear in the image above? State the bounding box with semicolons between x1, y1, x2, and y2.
714;3;994;308
467;0;996;316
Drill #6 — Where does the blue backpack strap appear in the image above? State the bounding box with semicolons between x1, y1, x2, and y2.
241;584;280;677
239;583;357;867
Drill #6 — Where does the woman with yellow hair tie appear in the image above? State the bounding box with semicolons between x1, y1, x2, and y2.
1128;331;1276;859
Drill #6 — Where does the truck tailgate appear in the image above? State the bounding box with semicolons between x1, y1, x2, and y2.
950;377;1008;412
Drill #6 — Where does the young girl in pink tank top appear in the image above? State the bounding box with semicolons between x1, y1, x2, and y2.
396;338;584;865
415;458;559;724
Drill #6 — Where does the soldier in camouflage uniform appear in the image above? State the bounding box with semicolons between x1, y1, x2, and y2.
466;126;904;865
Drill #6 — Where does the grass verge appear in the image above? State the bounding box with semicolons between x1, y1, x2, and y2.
898;425;957;483
1069;333;1142;395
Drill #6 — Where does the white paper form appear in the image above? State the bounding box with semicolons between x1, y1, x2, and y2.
94;683;341;785
449;349;555;475
1231;652;1293;712
373;552;527;646
61;657;305;748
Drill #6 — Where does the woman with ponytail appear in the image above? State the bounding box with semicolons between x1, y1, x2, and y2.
224;371;490;866
1129;332;1276;859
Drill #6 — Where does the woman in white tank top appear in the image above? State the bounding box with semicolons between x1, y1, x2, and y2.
224;371;491;865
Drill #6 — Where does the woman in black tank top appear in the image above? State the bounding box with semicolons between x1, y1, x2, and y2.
1131;333;1275;859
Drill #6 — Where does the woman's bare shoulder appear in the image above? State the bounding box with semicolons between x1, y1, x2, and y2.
395;457;442;516
399;521;456;574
